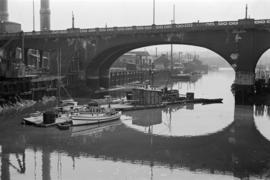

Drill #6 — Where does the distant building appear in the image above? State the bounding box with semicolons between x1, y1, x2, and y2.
111;51;152;71
153;54;170;70
111;53;136;71
130;51;152;70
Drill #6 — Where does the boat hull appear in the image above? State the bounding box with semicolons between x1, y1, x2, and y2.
71;112;121;126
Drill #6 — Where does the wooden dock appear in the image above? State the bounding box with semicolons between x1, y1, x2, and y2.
23;115;71;128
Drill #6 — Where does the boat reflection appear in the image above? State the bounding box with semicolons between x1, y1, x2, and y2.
71;120;122;137
254;104;270;117
2;104;270;179
124;102;233;137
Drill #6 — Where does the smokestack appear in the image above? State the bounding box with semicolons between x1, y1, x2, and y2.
40;0;50;31
0;0;8;21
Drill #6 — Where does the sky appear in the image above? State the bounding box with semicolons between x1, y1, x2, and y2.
7;0;270;31
6;0;270;57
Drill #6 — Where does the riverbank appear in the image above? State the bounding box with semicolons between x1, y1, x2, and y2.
0;96;57;116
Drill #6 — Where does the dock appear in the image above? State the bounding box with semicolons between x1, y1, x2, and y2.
23;115;71;128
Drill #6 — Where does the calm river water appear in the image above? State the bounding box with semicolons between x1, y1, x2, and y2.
1;69;270;180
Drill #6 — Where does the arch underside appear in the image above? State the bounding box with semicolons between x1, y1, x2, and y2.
86;41;233;89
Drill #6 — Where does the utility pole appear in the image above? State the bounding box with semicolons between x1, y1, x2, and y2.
170;4;175;72
153;0;155;25
172;4;175;24
245;4;248;19
33;0;35;31
72;11;75;29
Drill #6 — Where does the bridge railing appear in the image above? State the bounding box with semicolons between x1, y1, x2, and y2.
1;19;270;38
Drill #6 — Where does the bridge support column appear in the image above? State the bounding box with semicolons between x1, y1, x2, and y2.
100;69;110;89
86;67;100;90
234;71;255;104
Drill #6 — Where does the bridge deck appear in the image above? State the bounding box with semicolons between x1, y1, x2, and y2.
1;18;270;39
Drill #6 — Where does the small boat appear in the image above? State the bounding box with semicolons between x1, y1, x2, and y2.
201;98;223;104
71;101;121;126
57;122;71;130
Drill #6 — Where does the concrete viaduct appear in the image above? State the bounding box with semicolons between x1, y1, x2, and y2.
1;18;270;95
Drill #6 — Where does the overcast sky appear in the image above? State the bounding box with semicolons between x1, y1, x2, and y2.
7;0;270;31
7;0;270;57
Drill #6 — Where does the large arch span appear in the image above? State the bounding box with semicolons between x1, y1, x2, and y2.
87;42;232;88
82;28;270;90
85;33;236;89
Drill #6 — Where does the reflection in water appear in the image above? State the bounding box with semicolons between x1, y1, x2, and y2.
2;70;270;179
2;104;270;179
254;104;270;142
254;104;270;117
71;121;122;137
124;102;234;137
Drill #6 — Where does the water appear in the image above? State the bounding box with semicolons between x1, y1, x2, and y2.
1;69;270;180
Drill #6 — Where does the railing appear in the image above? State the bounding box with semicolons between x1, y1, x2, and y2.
1;19;270;38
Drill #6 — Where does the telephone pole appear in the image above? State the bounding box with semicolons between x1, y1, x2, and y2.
153;0;155;25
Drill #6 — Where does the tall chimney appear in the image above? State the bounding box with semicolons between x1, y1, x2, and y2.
0;0;8;21
40;0;50;31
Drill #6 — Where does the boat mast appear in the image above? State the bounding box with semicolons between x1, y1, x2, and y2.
57;48;62;105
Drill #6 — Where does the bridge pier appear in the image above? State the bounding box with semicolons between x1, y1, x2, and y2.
99;69;110;89
85;63;101;90
234;71;255;104
86;76;100;90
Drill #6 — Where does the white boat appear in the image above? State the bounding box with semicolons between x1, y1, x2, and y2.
71;102;121;126
71;111;121;126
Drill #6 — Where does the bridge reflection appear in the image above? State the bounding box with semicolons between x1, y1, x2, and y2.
1;104;270;179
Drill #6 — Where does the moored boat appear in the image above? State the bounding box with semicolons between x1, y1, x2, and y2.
71;101;121;126
57;121;72;130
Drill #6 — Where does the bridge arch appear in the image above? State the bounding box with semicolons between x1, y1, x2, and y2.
254;48;270;94
86;42;233;89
